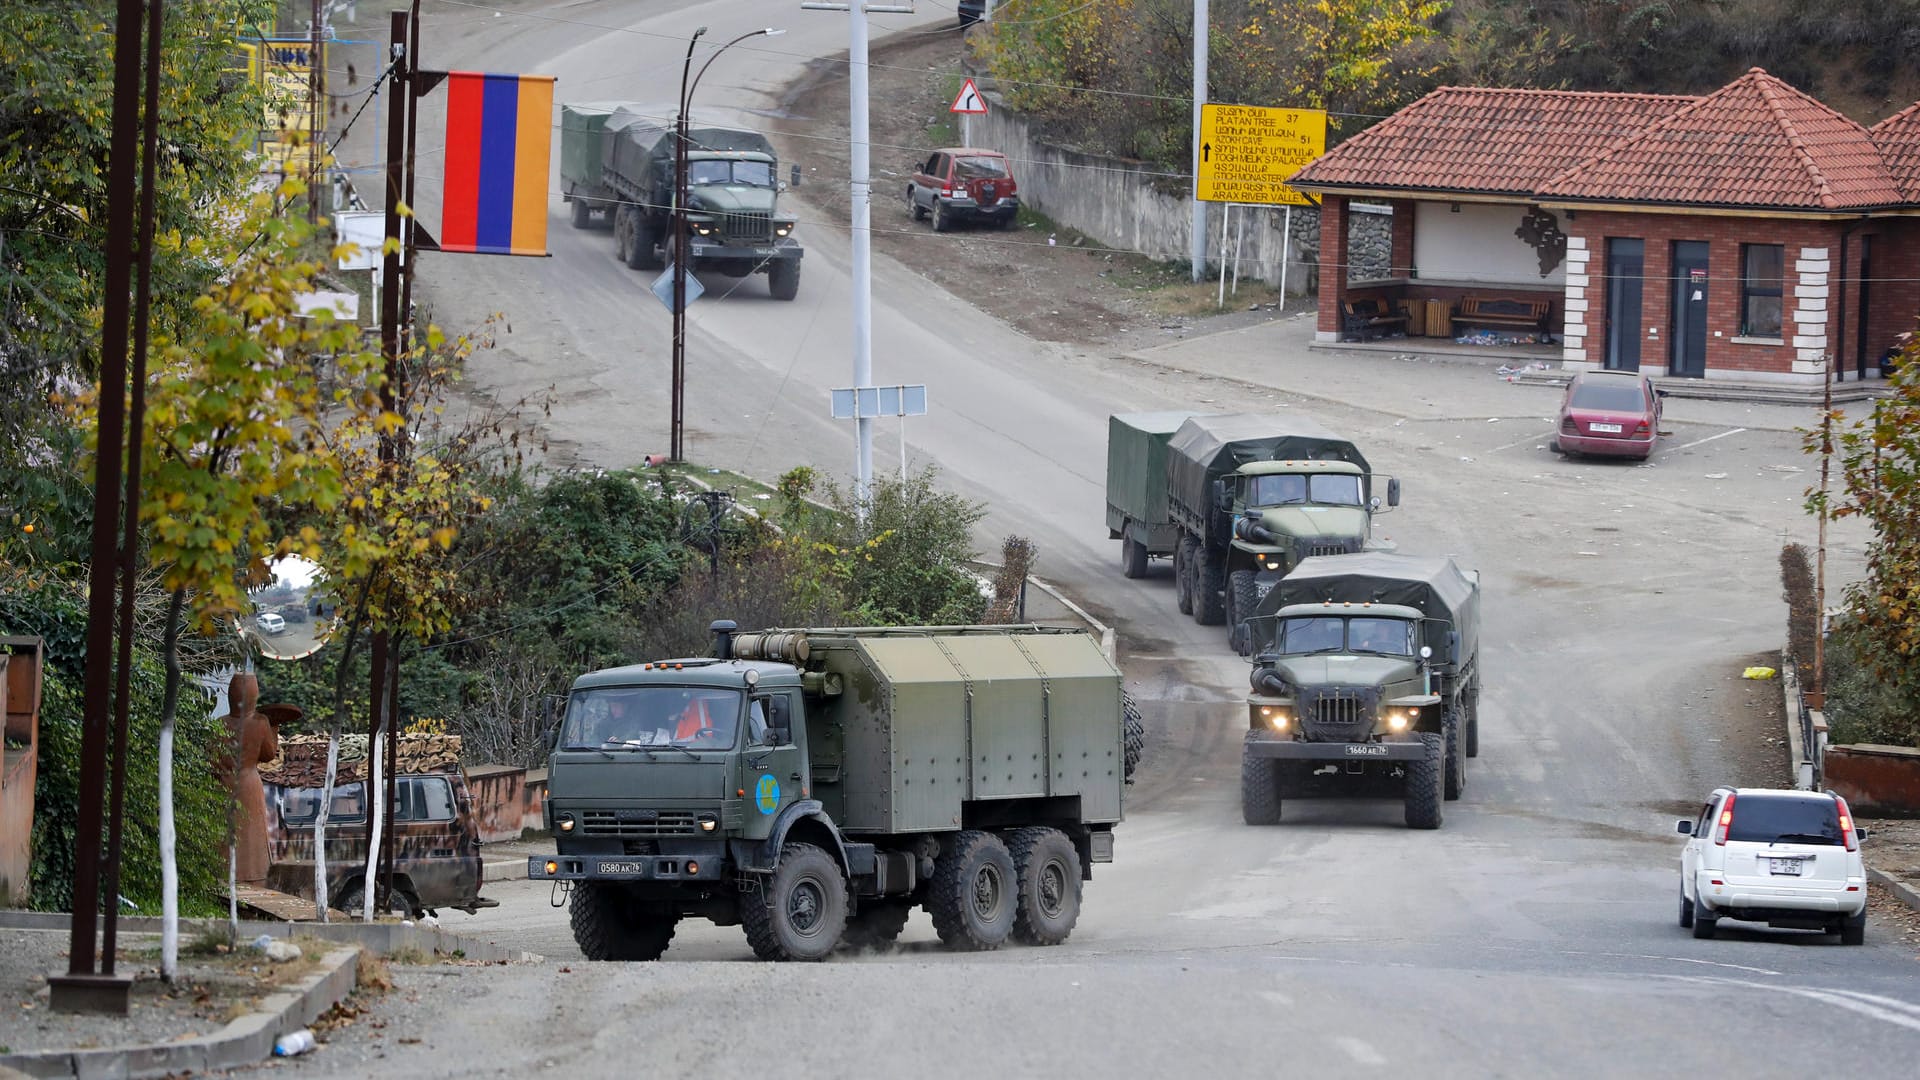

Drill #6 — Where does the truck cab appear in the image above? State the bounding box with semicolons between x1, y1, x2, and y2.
680;150;800;282
1245;602;1441;746
1222;460;1400;653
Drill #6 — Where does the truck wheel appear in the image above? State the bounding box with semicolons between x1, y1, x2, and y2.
1443;708;1465;801
1465;687;1480;758
627;214;658;270
1120;534;1148;579
1241;742;1282;825
1008;827;1082;946
908;186;927;221
1174;538;1195;615
768;258;801;301
1195;549;1228;626
570;198;591;229
840;900;912;952
1403;732;1444;830
1228;570;1259;655
927;830;1015;951
569;881;677;961
613;206;632;263
1122;691;1145;784
742;842;848;962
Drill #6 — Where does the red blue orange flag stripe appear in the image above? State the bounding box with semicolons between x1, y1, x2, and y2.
441;71;555;256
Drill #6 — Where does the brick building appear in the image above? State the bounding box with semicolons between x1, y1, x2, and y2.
1289;69;1920;385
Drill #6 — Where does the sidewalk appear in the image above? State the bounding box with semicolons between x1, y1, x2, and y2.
1120;314;1858;434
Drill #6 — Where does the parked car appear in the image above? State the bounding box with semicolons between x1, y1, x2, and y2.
255;611;287;636
266;768;492;917
906;148;1020;232
1551;369;1665;460
1676;786;1869;944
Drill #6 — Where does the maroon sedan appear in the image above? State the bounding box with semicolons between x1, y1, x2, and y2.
1552;370;1666;460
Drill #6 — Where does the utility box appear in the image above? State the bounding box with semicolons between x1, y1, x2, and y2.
1;636;46;906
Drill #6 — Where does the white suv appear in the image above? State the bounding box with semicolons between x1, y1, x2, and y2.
1676;787;1869;945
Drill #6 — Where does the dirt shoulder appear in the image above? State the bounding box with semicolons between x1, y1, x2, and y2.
769;27;1304;350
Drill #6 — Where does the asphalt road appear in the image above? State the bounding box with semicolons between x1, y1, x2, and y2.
291;2;1920;1075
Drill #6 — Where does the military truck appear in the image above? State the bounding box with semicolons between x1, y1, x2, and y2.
530;622;1135;962
1108;413;1399;654
1239;552;1481;830
560;102;803;300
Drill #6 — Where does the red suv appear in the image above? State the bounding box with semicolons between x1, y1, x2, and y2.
906;148;1020;232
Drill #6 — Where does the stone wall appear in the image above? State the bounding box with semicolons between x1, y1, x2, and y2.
972;93;1378;295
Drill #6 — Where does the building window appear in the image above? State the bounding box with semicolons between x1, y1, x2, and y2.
1741;244;1784;339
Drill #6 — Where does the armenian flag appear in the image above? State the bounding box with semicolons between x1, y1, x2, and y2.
440;71;555;256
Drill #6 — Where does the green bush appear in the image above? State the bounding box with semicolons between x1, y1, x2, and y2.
1824;617;1920;749
1;569;230;916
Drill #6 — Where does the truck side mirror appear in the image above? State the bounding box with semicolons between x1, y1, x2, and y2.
791;164;801;188
1387;477;1401;507
1212;478;1230;513
540;693;565;749
763;726;788;747
1446;631;1460;664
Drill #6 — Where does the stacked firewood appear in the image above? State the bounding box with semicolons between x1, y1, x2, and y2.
260;733;463;787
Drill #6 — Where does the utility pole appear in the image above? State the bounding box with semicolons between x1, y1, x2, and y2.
671;27;705;463
1189;0;1208;282
804;2;912;504
308;0;323;223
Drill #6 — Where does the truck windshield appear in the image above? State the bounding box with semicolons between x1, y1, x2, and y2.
687;160;774;187
1246;473;1363;507
1273;616;1414;656
562;687;742;750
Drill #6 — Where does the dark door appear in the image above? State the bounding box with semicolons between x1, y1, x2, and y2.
1670;241;1710;378
1605;238;1644;372
1856;235;1873;380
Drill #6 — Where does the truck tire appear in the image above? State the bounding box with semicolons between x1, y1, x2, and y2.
840;900;913;951
1007;827;1082;946
569;881;677;961
1464;687;1480;758
1228;570;1259;655
741;842;848;962
1241;742;1282;825
1403;732;1444;830
627;213;658;270
1195;549;1228;626
927;830;1015;951
1122;692;1145;784
768;258;801;301
1443;708;1465;801
1175;538;1196;615
570;197;591;229
1120;534;1148;579
613;205;632;263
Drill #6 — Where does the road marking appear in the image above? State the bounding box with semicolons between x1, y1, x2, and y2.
1672;427;1746;451
1674;977;1920;1034
1333;1037;1387;1066
1490;429;1555;453
1552;949;1779;976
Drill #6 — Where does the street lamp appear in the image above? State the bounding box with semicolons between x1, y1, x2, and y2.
670;26;785;463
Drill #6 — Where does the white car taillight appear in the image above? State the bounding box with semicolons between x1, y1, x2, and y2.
1715;792;1735;845
1838;796;1858;852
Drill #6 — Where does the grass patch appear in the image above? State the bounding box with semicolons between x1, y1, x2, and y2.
386;945;432;965
356;949;394;991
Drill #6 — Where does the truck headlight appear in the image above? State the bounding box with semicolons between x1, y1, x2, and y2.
1258;706;1289;731
692;222;713;236
698;813;718;833
1387;712;1409;732
774;222;794;238
557;813;576;833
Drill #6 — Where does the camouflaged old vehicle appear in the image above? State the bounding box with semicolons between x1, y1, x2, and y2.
531;622;1138;962
1239;552;1482;831
263;734;491;917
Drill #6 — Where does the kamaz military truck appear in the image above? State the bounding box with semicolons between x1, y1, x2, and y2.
1108;413;1399;655
1239;553;1481;830
531;622;1134;962
560;102;803;299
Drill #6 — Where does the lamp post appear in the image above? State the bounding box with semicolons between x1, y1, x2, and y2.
670;26;784;463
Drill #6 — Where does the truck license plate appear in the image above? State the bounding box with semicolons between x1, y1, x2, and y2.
1343;744;1388;757
1767;858;1804;876
1590;422;1623;434
598;860;648;876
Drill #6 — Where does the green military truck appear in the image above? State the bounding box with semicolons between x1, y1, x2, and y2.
560;102;803;299
1239;552;1481;830
531;622;1133;962
1108;413;1399;654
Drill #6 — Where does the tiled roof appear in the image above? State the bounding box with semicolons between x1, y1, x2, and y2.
1870;99;1920;203
1288;86;1697;195
1540;70;1904;210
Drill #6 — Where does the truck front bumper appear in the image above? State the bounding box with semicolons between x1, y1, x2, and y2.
529;848;728;882
1244;737;1428;761
688;238;801;262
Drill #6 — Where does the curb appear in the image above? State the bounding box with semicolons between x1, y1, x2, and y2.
0;945;360;1080
1869;867;1920;914
485;857;530;883
0;912;539;965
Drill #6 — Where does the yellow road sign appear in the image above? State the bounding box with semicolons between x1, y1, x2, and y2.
1196;103;1326;206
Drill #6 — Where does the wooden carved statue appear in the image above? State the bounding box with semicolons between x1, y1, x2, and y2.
218;673;299;886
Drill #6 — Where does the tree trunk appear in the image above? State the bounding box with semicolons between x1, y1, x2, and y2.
158;588;185;981
316;597;369;922
361;727;384;921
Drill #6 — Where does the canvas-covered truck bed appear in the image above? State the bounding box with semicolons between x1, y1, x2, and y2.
1107;412;1198;576
1251;551;1479;680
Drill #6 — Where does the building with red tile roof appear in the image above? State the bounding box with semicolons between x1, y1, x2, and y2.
1287;69;1920;384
